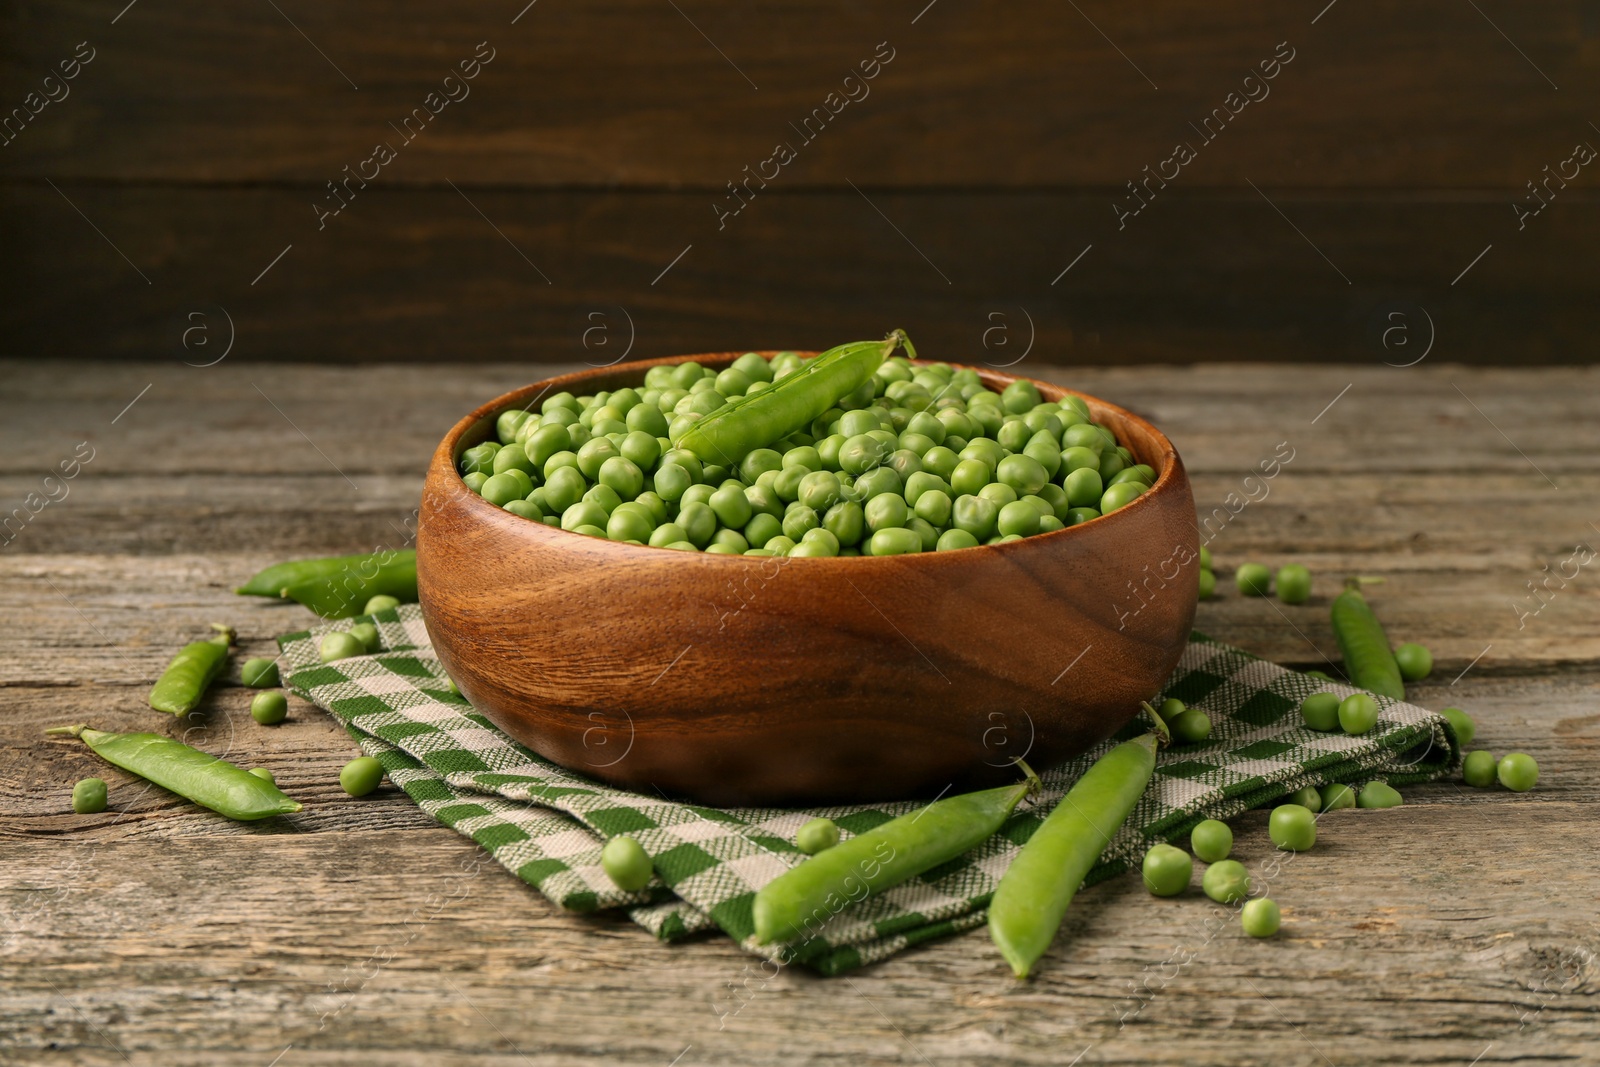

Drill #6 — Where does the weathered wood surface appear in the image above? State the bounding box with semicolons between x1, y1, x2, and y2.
3;362;1598;1065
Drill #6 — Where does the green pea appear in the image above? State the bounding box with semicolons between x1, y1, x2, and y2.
796;817;841;854
1099;480;1145;514
745;511;785;548
1141;843;1192;897
459;441;501;475
1496;752;1538;792
561;500;610;532
648;522;688;548
625;403;670;437
996;500;1040;537
914;489;953;527
936;528;979;551
503;499;541;521
864;493;909;533
1357;781;1403;808
949;458;992;497
780;504;818;541
1097;449;1125;481
839;434;891;476
575;437;620;479
1201;859;1250;904
921;445;960;481
773;465;809;503
1393;643;1433;681
1000;379;1040;414
617;430;661;471
816;433;846;470
1300;692;1341;731
1289;785;1322;812
1158;697;1185;720
739;448;784;484
543;466;587;512
678;502;717;547
241;657;280;688
868;528;923;556
524;424;573;466
597;455;644;501
1235;563;1272;596
977;482;1016;509
709;484;754;529
634;491;668;524
1462;749;1497;787
1063;467;1104;508
340;755;385;797
799;470;843;511
1190;819;1233;863
854;466;903;502
319;632;365;664
783;445;821;471
996;454;1049;497
348;622;379;653
1169;709;1211;744
72;777;108;814
251;690;289;725
996;418;1032;453
1275;564;1312;604
363;594;401;615
1066;507;1099;526
607;507;654;543
1198;546;1213;569
1319;783;1356;810
249;767;276;785
680;483;716;510
1197;568;1216;599
823;501;864;546
664;540;699;551
711;527;750;552
491;443;534;477
1060;445;1100;474
1440;706;1475;745
1338;693;1379;735
479;472;525;507
1268;803;1316;851
1241;898;1281;938
601;835;653;890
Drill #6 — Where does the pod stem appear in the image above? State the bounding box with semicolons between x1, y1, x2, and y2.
885;328;916;362
45;724;87;738
1344;576;1386;593
1013;758;1043;797
1140;702;1173;748
208;623;237;645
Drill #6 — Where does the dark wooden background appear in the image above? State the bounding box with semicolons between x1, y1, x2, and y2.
2;0;1596;365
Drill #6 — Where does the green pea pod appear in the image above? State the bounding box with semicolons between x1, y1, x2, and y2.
236;552;403;598
45;724;302;821
989;723;1164;979
1330;579;1405;700
278;553;418;619
148;624;235;715
753;762;1038;945
676;331;914;466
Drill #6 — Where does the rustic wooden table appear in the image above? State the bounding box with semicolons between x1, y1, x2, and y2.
3;361;1596;1066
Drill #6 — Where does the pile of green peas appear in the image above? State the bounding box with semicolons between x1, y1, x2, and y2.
459;352;1155;556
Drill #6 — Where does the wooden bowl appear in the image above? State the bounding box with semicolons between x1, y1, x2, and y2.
417;354;1198;806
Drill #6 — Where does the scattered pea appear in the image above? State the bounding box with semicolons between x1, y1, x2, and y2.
1300;692;1342;732
364;594;402;615
601;835;654;891
796;817;841;855
1190;819;1233;863
348;622;380;654
1158;697;1186;721
71;777;107;814
1357;781;1403;808
1169;709;1211;744
1440;707;1476;746
1275;564;1312;604
1202;859;1251;904
1268;804;1317;852
250;691;288;725
1319;783;1357;811
1288;785;1322;812
1241;897;1281;938
1141;843;1193;897
240;657;280;688
1197;568;1216;600
1198;546;1213;570
1496;752;1539;792
1338;693;1379;736
340;756;385;797
1462;749;1497;787
1236;563;1272;597
1393;642;1433;682
319;632;366;664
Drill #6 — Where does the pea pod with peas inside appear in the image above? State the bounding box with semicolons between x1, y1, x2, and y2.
46;724;301;821
675;331;915;466
752;760;1039;945
988;706;1168;979
148;624;235;715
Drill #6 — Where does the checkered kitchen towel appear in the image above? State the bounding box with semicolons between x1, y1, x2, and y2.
277;605;1458;975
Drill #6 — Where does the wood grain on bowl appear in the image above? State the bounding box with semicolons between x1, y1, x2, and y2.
417;354;1198;805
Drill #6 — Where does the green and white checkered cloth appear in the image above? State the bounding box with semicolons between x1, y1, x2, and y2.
278;605;1458;975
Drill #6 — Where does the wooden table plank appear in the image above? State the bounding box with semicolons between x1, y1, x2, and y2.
3;362;1597;1064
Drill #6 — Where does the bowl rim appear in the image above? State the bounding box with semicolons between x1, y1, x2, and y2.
426;351;1186;567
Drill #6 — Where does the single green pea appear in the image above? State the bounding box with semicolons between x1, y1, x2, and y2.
606;507;654;543
951;494;998;540
1289;785;1322;812
491;442;535;477
251;690;289;725
823;500;865;547
799;470;843;512
868;527;923;556
1169;709;1211;744
1268;804;1316;851
1158;697;1186;720
1141;843;1192;897
462;471;490;495
575;437;621;479
1202;859;1250;904
680;483;716;510
996;500;1041;538
1338;693;1379;735
1241;897;1281;938
1275;564;1312;604
1319;783;1356;811
601;835;654;891
562;500;610;532
864;492;909;533
363;594;402;615
936;528;979;551
648;522;688;548
746;511;785;549
921;445;961;481
1060;445;1100;474
709;484;754;529
797;817;841;855
1496;752;1538;792
348;622;379;653
1063;467;1104;509
997;454;1049;497
459;441;501;475
1097;449;1126;481
72;777;108;814
249;767;276;785
1197;568;1216;600
1198;546;1213;570
677;502;717;547
340;755;385;797
1065;507;1099;526
1190;819;1233;863
1304;669;1335;681
1394;643;1433;682
781;504;820;542
1439;707;1476;746
619;430;662;471
1357;781;1403;808
240;657;280;688
1235;563;1272;596
1300;692;1342;732
1462;749;1497;787
319;632;366;664
479;472;526;507
542;466;587;512
949;458;992;497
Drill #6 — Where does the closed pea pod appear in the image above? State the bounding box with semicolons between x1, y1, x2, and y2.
1330;578;1406;699
148;624;235;715
48;724;301;821
988;712;1167;979
753;765;1039;944
279;552;418;619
